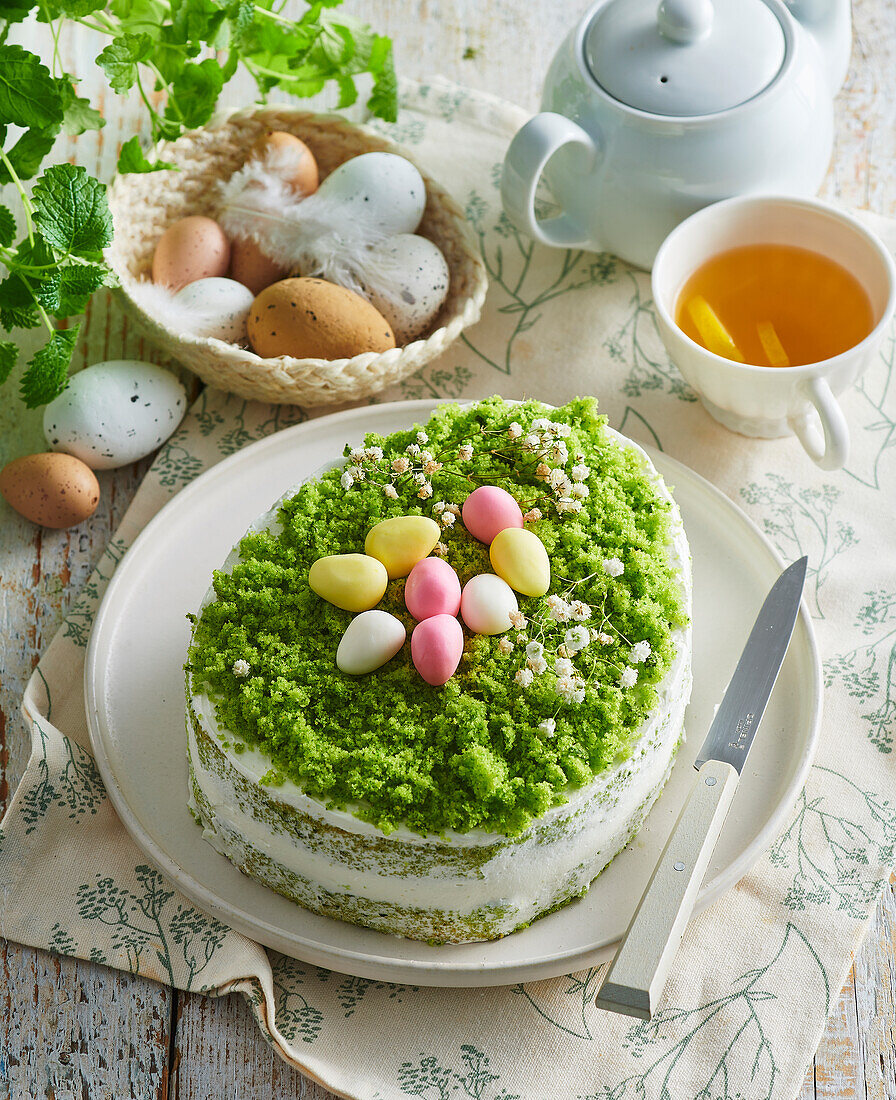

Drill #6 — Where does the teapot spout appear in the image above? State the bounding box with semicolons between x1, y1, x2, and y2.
785;0;852;93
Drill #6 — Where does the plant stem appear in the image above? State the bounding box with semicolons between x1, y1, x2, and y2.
0;149;35;245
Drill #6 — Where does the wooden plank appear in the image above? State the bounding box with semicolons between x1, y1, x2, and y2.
813;966;864;1099
0;942;171;1098
854;876;896;1100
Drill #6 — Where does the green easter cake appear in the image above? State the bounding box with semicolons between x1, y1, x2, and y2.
185;396;692;943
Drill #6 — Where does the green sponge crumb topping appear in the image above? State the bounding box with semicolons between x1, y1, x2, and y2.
187;397;688;837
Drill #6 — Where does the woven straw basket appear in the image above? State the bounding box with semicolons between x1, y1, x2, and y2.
107;109;488;406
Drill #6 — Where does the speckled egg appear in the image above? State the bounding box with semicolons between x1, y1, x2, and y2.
152;215;230;291
363;234;450;344
0;452;100;528
251;130;319;195
173;277;255;342
43;360;187;470
247;277;396;360
315;152;426;236
229;237;289;296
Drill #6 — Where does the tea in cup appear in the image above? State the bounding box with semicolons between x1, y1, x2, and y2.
651;196;896;469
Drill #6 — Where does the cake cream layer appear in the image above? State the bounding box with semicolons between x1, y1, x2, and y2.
186;422;693;943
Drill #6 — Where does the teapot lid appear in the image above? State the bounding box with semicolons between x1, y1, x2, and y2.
584;0;786;116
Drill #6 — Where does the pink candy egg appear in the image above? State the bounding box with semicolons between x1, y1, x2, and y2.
462;485;524;545
405;557;462;621
411;614;464;686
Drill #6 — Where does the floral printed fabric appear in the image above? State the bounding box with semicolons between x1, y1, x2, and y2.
2;78;896;1100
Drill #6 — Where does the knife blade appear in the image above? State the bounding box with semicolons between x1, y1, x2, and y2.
595;556;808;1021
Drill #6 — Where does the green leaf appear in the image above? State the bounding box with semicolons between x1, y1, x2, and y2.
116;135;176;174
97;32;153;94
32;164;113;259
59;79;105;135
165;57;224;129
336;74;357;109
170;0;227;45
366;37;397;122
41;0;108;15
0;340;17;385
0;204;14;247
226;0;255;52
20;324;79;407
57;262;112;316
0;272;39;330
0;127;57;182
0;44;64;129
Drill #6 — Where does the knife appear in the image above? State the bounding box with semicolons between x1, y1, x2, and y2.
594;555;808;1020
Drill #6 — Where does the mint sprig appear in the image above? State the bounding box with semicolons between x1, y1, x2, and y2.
0;1;399;410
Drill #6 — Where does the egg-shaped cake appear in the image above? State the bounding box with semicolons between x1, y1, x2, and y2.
186;397;692;943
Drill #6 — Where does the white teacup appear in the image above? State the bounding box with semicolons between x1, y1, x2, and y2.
651;196;896;470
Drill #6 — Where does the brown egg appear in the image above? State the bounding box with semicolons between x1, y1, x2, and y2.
251;131;319;195
152;215;231;291
248;278;396;360
0;453;100;529
229;237;289;297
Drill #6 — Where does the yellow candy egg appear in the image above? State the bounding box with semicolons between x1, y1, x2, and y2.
489;527;551;597
365;516;440;579
308;553;388;612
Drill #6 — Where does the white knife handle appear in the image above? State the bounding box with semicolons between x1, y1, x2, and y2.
595;759;740;1020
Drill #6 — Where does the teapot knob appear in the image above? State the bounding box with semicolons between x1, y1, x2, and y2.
657;0;713;44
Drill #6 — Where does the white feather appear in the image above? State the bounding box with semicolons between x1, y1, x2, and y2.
129;279;251;343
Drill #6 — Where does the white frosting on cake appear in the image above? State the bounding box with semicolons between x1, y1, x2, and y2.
187;427;692;942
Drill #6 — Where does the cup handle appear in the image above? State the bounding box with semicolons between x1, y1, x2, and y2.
501;113;599;249
787;377;850;470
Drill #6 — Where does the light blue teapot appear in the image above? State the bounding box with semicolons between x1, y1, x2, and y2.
501;0;851;269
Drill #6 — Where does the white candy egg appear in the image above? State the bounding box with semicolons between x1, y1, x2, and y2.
43;360;187;471
173;277;255;342
336;609;407;675
316;152;426;236
362;234;450;343
460;574;519;636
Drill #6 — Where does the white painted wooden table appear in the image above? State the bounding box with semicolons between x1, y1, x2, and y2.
1;2;895;1095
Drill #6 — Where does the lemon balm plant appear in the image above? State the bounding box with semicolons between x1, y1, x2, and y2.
0;0;397;408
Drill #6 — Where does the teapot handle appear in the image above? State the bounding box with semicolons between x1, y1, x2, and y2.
501;113;600;249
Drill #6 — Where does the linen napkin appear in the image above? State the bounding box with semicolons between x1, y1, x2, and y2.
2;79;895;1100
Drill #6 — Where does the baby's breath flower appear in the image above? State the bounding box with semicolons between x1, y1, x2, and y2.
565;626;590;653
556;643;570;659
423;459;442;476
547;468;568;490
446;503;461;516
457;443;474;461
571;463;590;482
349;447;365;462
619;667;638;688
556;497;582;514
570;600;591;622
527;655;548;675
538;718;556;737
551;421;572;438
554;656;575;677
570;483;589;500
523;433;541;453
365;446;383;461
523;508;542;523
383;483;398;500
406;443;421;457
232;659;250;677
546;595;572;622
603;557;624;577
433;500;447;514
417;482;433;500
556;674;578;701
412;471;428;486
525;640;544;658
439;511;456;528
535;462;551;481
531;417;550;432
340;470;354;490
509;611;526;630
549;440;569;464
392;456;410;474
498;636;514;655
515;668;534;688
347;465;364;480
595;630;614;646
631;640;652;663
416;431;428;444
433;541;448;557
515;631;527;645
507;422;523;439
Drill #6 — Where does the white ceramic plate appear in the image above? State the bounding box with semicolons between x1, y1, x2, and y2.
85;400;821;987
